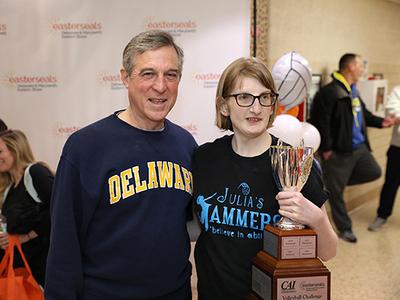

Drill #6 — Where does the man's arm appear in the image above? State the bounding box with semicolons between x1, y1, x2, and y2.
361;97;386;128
45;156;84;300
363;101;397;128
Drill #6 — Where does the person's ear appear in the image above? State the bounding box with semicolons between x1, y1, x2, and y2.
219;97;230;117
120;69;129;88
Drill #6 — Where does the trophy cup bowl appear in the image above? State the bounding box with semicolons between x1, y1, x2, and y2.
270;144;314;230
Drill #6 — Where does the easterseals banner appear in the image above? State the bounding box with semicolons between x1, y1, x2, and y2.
0;0;250;168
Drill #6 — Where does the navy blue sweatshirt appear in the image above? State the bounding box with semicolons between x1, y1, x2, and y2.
45;113;197;300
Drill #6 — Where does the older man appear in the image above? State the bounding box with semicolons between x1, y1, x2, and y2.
45;30;197;300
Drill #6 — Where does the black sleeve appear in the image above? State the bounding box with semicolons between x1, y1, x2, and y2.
301;159;329;208
30;163;54;237
45;155;90;299
310;89;335;152
361;100;384;128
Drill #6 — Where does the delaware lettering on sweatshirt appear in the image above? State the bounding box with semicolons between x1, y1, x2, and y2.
108;160;193;204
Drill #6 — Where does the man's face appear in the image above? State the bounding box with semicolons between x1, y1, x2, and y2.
350;56;365;83
121;46;180;130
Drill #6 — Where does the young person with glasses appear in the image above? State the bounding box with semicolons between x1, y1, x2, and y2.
192;57;337;300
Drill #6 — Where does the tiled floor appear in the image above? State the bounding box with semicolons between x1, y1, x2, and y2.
190;193;400;299
325;195;400;300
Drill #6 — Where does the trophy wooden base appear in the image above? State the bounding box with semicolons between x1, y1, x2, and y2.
250;251;330;300
245;291;262;299
248;225;331;300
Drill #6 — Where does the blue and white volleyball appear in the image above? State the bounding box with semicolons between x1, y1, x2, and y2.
272;51;312;111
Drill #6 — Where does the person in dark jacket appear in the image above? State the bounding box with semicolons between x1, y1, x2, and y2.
310;53;396;243
0;129;53;286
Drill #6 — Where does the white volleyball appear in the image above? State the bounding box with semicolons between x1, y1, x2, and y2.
272;51;312;111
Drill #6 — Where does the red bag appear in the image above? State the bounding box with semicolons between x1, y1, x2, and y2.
0;235;44;300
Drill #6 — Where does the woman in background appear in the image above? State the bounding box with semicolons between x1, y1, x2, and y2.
192;57;338;299
0;129;53;286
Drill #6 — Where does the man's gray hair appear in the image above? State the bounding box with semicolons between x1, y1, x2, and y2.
122;30;184;76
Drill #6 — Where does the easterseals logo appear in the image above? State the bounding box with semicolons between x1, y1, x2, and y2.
50;20;102;39
4;74;58;92
55;124;81;137
0;24;6;35
98;72;124;90
193;72;221;88
145;18;197;37
300;281;326;292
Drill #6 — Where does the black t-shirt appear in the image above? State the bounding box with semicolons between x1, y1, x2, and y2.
193;135;328;300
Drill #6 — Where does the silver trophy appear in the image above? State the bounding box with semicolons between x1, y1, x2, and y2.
270;139;314;230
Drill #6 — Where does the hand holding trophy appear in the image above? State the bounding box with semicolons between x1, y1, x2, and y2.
247;139;331;300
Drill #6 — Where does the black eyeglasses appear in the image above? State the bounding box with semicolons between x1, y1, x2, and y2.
226;92;278;107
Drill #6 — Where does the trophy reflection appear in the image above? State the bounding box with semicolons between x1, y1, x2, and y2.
269;140;314;230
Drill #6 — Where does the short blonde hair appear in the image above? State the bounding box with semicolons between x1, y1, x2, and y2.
215;57;278;131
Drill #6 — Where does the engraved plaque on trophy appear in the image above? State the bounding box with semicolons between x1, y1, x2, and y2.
248;250;330;300
246;141;331;300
